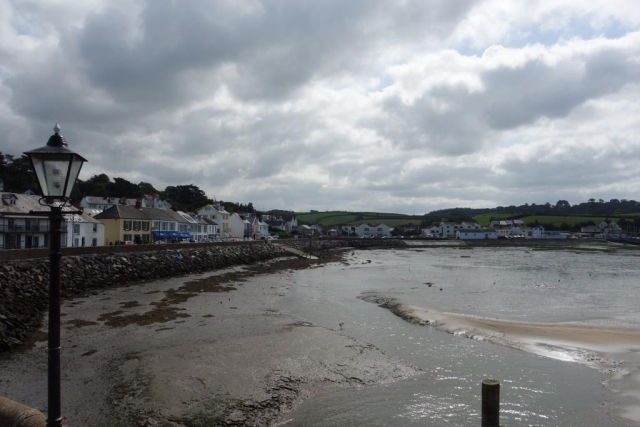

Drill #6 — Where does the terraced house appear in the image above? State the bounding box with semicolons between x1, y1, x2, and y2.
0;192;105;249
197;203;230;237
95;203;151;245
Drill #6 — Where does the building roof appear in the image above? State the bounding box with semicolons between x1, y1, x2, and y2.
1;192;47;216
139;207;173;221
159;209;189;223
0;192;84;218
83;196;139;206
94;205;149;220
67;213;102;224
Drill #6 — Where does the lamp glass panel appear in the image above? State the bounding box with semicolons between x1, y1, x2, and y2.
29;153;72;198
64;154;85;198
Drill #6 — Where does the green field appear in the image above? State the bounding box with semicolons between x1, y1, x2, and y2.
472;212;519;226
519;215;612;226
348;218;424;227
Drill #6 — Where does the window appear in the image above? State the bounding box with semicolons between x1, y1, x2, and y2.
93;224;98;232
123;221;131;231
133;221;141;231
73;224;80;234
169;223;175;231
92;238;97;247
377;228;382;231
364;228;370;231
73;238;79;247
123;234;132;241
142;222;149;231
152;221;158;231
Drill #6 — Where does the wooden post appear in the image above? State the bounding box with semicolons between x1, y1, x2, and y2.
482;379;500;427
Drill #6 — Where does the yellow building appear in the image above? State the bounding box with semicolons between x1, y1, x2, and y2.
95;205;152;245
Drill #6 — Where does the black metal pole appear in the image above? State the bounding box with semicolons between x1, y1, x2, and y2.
47;205;63;427
481;379;500;427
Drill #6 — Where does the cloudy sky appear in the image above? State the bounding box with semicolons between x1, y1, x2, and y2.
2;1;640;213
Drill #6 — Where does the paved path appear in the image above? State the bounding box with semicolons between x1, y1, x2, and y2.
278;244;319;259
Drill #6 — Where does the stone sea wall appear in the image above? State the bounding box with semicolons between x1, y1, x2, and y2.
0;239;405;351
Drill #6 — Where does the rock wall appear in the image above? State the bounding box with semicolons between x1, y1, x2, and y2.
0;239;405;351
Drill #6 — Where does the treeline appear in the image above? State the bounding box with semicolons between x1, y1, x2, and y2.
423;199;640;223
0;153;254;214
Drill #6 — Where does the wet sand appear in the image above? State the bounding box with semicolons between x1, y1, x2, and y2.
0;253;419;426
360;294;640;425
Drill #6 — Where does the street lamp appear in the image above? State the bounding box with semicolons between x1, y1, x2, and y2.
24;123;87;427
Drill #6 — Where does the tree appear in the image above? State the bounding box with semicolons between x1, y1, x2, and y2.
0;153;39;194
588;198;595;203
109;177;143;198
138;181;161;195
164;184;210;211
77;174;111;197
555;200;571;209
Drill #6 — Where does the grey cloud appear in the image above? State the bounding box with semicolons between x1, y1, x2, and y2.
2;1;640;214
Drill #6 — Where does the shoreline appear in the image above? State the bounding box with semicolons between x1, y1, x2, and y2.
0;251;420;426
360;293;640;425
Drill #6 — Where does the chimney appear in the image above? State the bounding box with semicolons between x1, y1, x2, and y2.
135;199;142;209
215;202;221;210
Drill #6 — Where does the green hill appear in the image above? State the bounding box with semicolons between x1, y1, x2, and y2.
297;211;424;228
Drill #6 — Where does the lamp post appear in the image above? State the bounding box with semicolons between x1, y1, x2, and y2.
24;124;87;427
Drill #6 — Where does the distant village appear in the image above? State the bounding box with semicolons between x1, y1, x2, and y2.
0;191;630;249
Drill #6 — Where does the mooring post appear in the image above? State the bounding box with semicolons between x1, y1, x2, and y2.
481;379;500;427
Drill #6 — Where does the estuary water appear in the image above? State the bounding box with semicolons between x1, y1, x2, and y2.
268;246;640;426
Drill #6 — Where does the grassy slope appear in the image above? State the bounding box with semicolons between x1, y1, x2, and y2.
349;218;424;227
472;212;518;226
297;211;423;228
519;215;611;226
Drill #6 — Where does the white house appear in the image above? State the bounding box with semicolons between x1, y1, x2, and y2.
355;223;392;238
198;203;230;237
200;217;219;239
281;212;298;233
459;222;482;230
299;224;314;236
65;213;105;247
439;222;460;237
1;193;55;249
142;194;171;209
341;225;357;235
523;226;545;239
258;220;269;239
1;192;107;249
228;213;248;239
80;195;171;211
456;229;498;240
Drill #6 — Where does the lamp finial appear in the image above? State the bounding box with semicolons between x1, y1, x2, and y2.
54;123;61;134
